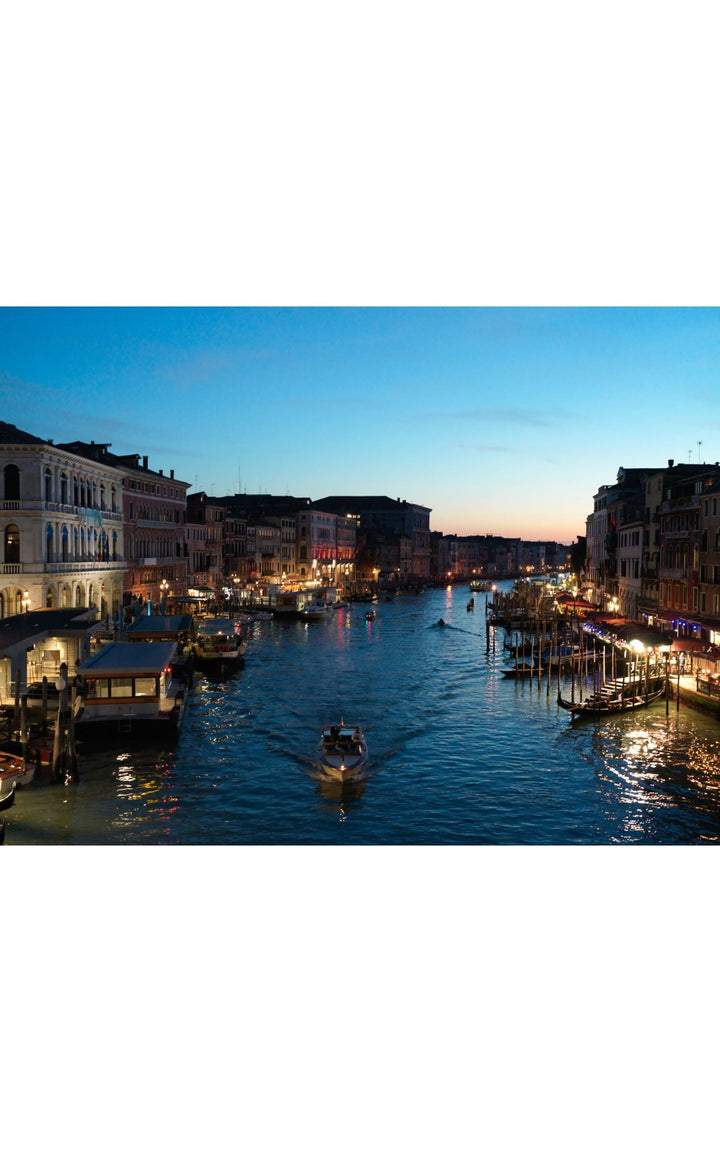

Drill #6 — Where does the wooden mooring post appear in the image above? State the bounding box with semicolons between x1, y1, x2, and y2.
20;693;29;762
51;674;79;785
41;676;49;734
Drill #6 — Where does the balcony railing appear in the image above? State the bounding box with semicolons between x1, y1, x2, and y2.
46;561;127;573
2;500;123;521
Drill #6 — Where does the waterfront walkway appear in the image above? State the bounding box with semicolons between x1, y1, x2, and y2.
668;672;720;720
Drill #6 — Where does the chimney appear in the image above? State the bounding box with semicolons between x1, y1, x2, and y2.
668;459;674;468
158;468;163;476
170;469;175;479
143;456;148;469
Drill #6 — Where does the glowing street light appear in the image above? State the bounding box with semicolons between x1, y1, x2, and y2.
160;578;169;612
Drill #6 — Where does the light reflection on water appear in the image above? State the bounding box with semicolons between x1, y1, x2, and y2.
4;584;720;844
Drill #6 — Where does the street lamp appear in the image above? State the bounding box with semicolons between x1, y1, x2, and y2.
21;591;30;613
160;579;169;613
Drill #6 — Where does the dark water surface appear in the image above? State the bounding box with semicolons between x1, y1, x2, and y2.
6;583;720;844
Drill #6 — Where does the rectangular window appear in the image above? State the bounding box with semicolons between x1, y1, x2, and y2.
111;678;134;698
134;677;157;696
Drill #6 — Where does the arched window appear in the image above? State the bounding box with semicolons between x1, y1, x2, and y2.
46;587;54;608
46;523;54;563
100;483;106;510
112;531;118;561
74;476;79;505
44;468;52;502
75;585;84;607
60;472;68;504
111;487;117;512
73;526;79;558
4;524;19;564
61;525;69;562
3;464;20;501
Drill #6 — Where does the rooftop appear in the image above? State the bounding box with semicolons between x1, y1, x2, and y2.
79;641;178;676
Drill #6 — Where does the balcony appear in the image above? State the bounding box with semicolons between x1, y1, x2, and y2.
46;561;127;574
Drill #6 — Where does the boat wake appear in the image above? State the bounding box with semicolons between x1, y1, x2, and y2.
431;620;484;638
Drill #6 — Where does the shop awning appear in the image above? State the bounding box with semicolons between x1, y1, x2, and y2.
671;638;706;652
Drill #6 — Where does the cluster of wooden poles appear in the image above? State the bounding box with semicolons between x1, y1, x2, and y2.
3;668;79;784
486;586;679;712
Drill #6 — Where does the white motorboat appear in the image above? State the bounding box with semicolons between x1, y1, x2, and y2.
300;602;330;621
318;722;368;778
194;617;246;666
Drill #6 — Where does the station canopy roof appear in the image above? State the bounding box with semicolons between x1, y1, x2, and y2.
78;641;178;676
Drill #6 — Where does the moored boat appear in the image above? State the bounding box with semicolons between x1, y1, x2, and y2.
0;750;32;793
300;602;330;621
318;722;368;778
558;684;665;718
0;785;15;812
194;617;246;667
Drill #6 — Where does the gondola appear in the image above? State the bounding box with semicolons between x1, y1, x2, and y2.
557;686;665;717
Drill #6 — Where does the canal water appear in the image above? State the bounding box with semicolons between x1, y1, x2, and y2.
5;582;720;845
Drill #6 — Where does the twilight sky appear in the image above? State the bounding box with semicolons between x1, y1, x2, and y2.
1;306;719;543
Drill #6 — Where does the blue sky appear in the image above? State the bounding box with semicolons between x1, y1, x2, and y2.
1;306;719;543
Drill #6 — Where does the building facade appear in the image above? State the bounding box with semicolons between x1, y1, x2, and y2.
60;444;191;611
1;423;126;621
312;496;431;583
